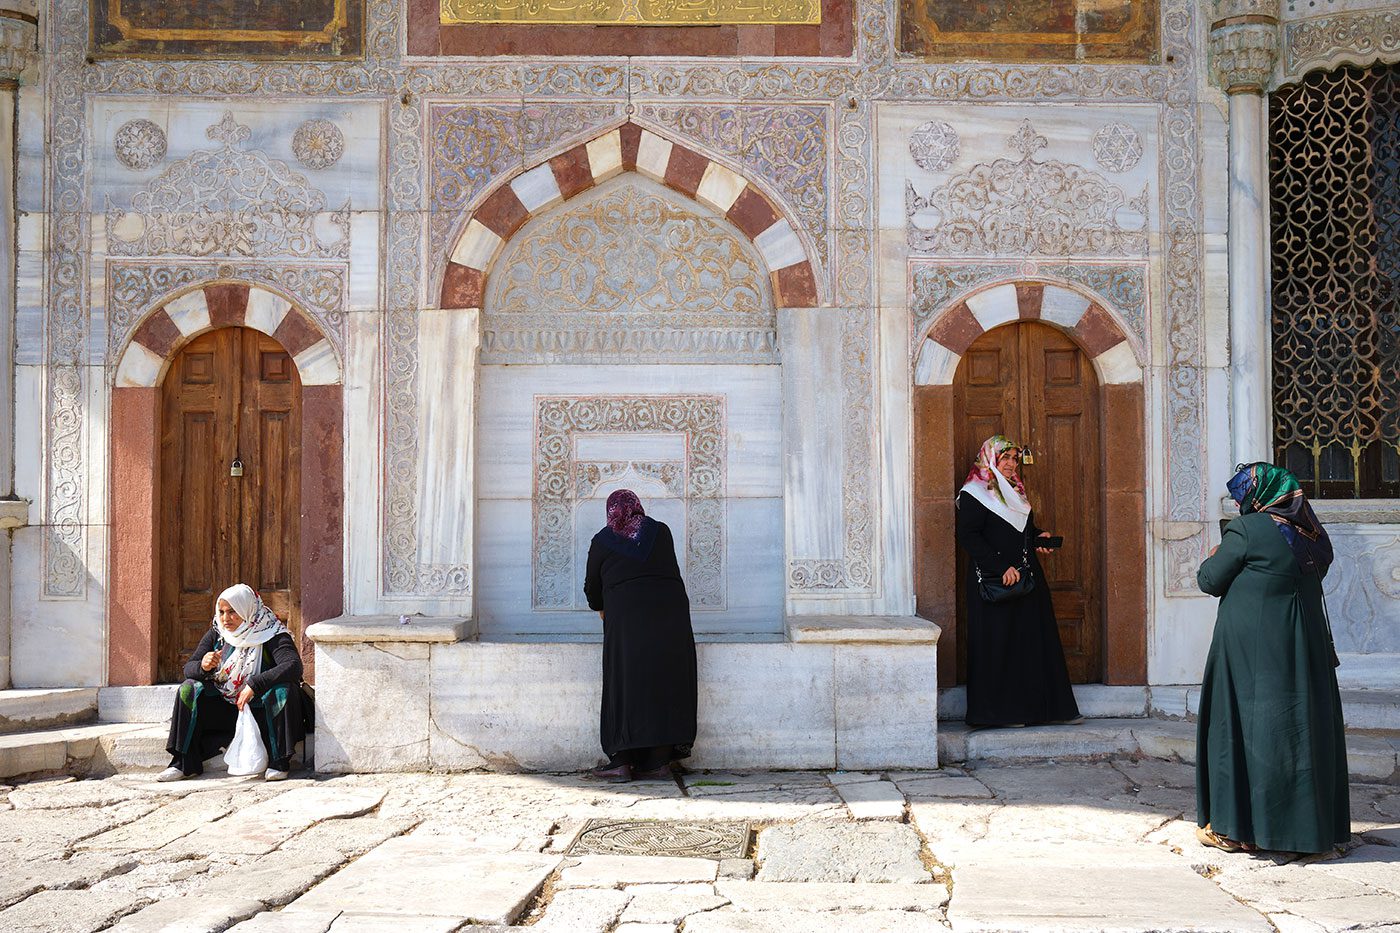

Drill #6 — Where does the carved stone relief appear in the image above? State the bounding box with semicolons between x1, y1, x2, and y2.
113;119;167;171
105;112;351;259
534;396;726;610
1324;528;1400;654
906;119;1150;257
1282;10;1400;82
292;119;346;170
1092;122;1144;172
40;0;1207;610
484;180;776;364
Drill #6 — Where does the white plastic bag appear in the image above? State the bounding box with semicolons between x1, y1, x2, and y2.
226;706;269;776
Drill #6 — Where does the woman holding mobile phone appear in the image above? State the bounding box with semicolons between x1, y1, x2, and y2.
955;436;1081;729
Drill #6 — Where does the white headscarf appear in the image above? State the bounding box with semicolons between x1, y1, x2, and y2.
211;584;287;702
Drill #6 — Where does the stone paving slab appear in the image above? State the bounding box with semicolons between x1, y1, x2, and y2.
717;880;949;911
755;822;930;883
227;911;341;933
835;779;906;820
618;882;730;923
686;910;945;932
171;786;386;856
287;835;559;925
107;894;265;932
945;842;1275;933
0;888;153;933
558;854;720;887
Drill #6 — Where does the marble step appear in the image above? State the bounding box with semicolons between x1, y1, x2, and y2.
0;722;151;779
99;724;315;774
0;688;98;734
938;718;1400;784
1341;690;1400;731
98;684;179;723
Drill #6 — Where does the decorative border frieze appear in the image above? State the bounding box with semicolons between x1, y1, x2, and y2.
533;395;727;610
1282;10;1400;84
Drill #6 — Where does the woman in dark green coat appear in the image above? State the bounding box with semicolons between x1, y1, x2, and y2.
1195;463;1349;854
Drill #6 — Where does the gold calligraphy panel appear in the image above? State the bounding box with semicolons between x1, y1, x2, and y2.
440;0;820;26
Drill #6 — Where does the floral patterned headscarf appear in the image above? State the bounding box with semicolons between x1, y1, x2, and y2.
959;435;1032;531
1227;463;1333;575
605;489;646;541
210;584;287;702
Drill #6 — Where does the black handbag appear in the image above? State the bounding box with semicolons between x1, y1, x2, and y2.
976;547;1035;603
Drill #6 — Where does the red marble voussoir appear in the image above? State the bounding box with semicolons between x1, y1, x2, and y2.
272;309;323;359
726;186;780;242
474;185;531;240
203;283;250;328
619;123;643;171
1074;303;1127;357
663;145;709;198
549;145;595;200
131;309;182;361
773;263;819;308
928;302;984;355
441;261;485;310
1016;282;1045;319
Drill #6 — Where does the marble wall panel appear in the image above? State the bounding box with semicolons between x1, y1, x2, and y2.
9;526;106;687
344;313;383;615
315;642;431;773
1325;525;1400;654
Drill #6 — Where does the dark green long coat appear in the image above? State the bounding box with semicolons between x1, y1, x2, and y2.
1196;512;1350;852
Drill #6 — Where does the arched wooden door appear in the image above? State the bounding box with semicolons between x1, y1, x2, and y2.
158;327;302;682
950;321;1104;683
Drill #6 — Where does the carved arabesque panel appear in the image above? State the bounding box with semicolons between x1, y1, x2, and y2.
485;181;775;364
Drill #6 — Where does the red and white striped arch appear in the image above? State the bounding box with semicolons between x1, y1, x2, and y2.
913;281;1144;386
439;121;822;311
113;283;342;388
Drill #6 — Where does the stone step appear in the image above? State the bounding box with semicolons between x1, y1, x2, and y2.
0;722;150;779
1341;690;1400;731
0;688;98;734
100;724;315;773
939;718;1400;784
98;685;179;723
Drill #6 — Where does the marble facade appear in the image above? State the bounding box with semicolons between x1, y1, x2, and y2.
0;0;1396;767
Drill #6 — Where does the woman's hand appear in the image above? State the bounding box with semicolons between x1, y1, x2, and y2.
1036;534;1054;555
1210;545;1220;556
200;651;219;672
1002;566;1021;587
236;686;254;711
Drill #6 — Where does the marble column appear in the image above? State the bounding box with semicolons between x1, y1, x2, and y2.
0;7;36;688
1210;1;1280;467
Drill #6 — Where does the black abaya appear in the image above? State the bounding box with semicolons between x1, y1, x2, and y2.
584;517;698;763
955;491;1080;726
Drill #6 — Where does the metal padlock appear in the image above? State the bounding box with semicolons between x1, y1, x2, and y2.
230;459;244;477
1022;448;1035;465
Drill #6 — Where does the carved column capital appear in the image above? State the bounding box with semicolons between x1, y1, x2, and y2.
1209;0;1280;93
0;13;36;86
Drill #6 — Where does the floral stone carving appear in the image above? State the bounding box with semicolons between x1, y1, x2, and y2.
907;119;1149;257
114;119;167;171
486;181;775;364
106;112;350;259
292;119;346;170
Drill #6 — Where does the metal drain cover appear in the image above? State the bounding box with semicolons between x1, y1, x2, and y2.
567;820;752;858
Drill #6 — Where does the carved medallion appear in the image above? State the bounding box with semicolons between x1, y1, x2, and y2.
292;119;345;170
1092;122;1144;173
908;120;960;172
114;119;167;171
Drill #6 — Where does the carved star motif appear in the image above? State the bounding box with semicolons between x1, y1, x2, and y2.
1008;120;1048;161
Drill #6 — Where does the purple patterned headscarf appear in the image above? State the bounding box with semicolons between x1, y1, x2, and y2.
606;489;646;540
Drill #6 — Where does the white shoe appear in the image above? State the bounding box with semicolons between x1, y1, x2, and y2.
264;768;289;782
156;767;188;782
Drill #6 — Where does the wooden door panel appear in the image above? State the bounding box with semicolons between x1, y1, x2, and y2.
945;319;1105;686
160;327;302;682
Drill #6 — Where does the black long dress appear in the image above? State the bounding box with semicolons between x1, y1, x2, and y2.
584;517;698;765
955;491;1080;726
165;629;306;775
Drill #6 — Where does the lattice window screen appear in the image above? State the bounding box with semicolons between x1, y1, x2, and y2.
1270;63;1400;499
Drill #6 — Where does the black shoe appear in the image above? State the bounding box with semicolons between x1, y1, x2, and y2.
633;765;674;781
583;763;633;783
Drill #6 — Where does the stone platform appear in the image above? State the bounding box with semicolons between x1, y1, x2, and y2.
306;615;941;773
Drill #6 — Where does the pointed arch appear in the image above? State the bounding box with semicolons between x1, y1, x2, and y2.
913;279;1144;387
438;121;822;310
113;281;342;388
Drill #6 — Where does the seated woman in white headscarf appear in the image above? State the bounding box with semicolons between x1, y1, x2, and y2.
159;584;306;782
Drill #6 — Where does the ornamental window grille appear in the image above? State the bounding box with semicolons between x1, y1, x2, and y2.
1270;62;1400;499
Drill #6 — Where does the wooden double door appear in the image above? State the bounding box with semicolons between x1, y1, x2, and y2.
158;327;302;682
952;322;1104;683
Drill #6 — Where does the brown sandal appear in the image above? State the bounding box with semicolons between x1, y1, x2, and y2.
1196;825;1247;853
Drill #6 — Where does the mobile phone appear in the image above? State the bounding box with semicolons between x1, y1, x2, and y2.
1040;535;1064;549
